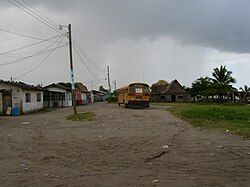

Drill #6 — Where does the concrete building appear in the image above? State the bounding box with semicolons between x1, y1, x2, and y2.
91;90;107;102
43;83;72;108
0;80;43;114
75;82;89;105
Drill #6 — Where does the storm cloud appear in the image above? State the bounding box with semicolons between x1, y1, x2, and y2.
0;0;249;88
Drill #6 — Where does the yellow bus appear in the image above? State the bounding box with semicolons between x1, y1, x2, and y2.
118;82;150;108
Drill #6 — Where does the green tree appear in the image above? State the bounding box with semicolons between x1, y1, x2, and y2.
154;80;168;86
191;76;212;99
240;85;250;104
211;65;236;101
99;86;108;93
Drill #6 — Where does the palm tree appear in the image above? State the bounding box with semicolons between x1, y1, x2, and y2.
211;65;236;85
191;76;212;100
211;65;236;102
240;85;250;104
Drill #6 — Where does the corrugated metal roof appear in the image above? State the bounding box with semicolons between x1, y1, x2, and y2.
0;80;43;91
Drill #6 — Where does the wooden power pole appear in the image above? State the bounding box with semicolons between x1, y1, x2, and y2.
107;66;111;92
113;80;117;90
68;24;77;115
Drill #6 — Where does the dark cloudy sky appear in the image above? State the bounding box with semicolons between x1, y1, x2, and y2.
0;0;249;90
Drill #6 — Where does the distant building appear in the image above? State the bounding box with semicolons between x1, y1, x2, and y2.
91;90;106;102
43;83;72;108
75;82;89;105
0;80;43;114
151;79;191;102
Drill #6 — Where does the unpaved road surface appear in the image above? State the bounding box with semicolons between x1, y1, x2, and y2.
0;102;249;186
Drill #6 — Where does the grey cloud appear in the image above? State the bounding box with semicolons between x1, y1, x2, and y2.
1;0;249;89
3;0;250;53
25;0;250;53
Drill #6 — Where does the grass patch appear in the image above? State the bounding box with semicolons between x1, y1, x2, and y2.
153;103;250;138
66;112;96;122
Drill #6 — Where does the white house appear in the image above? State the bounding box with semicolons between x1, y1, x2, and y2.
43;83;72;108
0;80;43;114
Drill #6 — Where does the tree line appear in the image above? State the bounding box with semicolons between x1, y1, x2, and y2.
186;65;249;103
98;65;249;104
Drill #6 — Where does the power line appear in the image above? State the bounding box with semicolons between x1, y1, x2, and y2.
73;45;100;80
0;28;49;40
14;0;59;31
0;35;66;67
0;28;67;45
1;44;67;59
7;0;62;34
17;0;105;77
73;40;104;74
0;35;65;66
0;34;63;56
20;0;58;28
7;0;105;87
0;45;66;66
14;36;65;80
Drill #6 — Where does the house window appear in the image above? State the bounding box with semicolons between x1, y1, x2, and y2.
26;93;31;103
178;95;184;99
37;93;41;102
160;95;165;99
62;94;65;101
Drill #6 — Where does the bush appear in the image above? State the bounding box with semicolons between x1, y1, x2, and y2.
106;96;118;103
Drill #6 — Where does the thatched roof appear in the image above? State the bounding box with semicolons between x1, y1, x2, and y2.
165;80;187;94
151;84;167;94
151;79;187;95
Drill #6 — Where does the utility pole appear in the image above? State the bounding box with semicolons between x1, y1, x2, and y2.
113;80;117;90
107;66;111;92
68;24;77;115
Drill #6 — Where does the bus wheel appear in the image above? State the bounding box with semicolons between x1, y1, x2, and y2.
118;103;120;106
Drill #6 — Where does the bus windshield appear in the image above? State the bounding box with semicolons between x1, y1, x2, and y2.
129;84;150;94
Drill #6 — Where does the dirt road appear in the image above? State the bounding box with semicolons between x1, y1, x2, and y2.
0;102;249;186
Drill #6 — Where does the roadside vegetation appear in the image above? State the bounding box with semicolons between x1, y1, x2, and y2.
106;95;118;103
185;65;249;103
66;112;96;122
157;103;250;138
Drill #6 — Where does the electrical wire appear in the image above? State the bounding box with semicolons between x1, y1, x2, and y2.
20;0;59;28
0;35;66;66
1;44;67;59
0;28;67;45
72;40;105;74
0;28;50;40
73;45;101;80
14;0;60;31
7;0;62;34
14;36;65;80
0;34;64;55
6;0;106;85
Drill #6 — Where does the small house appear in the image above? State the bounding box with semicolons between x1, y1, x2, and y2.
0;80;43;114
43;83;72;108
151;79;191;102
75;82;89;105
92;90;106;102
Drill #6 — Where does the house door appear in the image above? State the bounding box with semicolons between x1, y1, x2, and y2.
171;95;176;102
3;94;12;113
